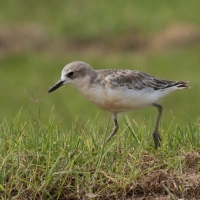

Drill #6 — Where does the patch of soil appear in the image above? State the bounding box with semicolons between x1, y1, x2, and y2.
150;24;200;51
52;28;148;55
70;151;200;200
0;23;200;58
0;23;48;57
94;151;200;200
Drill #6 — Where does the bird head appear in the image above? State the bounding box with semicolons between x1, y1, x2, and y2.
48;61;94;93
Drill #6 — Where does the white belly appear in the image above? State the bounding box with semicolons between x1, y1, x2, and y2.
79;85;176;113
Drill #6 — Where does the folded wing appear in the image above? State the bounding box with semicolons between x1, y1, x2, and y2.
105;70;189;91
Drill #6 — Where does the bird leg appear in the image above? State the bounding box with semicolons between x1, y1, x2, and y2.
152;103;163;149
105;113;118;143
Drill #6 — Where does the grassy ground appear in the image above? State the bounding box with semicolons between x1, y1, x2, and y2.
0;0;200;199
0;112;200;199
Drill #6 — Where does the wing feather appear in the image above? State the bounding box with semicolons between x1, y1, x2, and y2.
101;70;184;91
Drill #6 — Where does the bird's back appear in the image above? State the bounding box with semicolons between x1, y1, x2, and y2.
94;69;189;91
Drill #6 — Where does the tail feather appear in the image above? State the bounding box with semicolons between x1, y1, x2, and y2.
153;78;190;90
175;81;190;89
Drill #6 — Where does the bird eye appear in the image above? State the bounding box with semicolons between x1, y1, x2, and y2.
67;72;74;77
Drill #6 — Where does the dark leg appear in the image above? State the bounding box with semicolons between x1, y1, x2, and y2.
152;103;163;149
105;113;118;143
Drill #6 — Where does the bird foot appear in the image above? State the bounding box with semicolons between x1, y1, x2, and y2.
153;130;161;149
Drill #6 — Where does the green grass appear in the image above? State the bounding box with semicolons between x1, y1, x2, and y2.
0;111;199;199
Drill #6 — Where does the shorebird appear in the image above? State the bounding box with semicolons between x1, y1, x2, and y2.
48;61;189;148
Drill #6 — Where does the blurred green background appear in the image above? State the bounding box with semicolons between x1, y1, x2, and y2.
0;0;200;130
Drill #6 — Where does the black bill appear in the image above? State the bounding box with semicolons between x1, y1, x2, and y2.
48;80;65;93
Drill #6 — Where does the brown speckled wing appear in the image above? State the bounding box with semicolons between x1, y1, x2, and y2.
102;70;182;91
